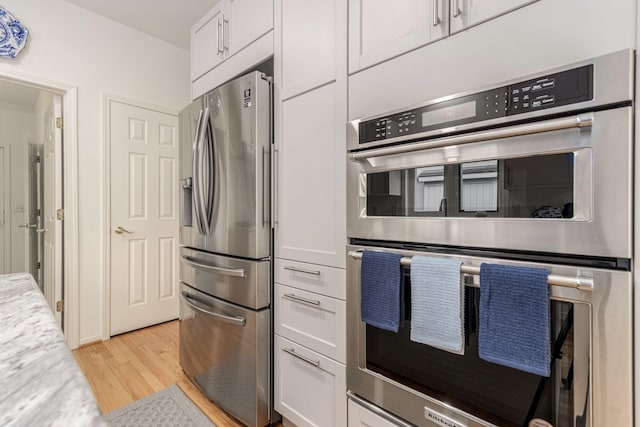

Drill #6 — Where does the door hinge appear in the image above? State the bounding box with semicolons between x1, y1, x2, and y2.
56;209;64;221
56;117;63;129
36;155;41;163
56;300;64;312
36;208;41;216
37;261;41;269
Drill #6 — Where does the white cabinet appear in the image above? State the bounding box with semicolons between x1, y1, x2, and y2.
275;259;346;300
229;0;274;54
191;4;226;81
348;0;541;74
274;2;348;425
275;82;346;268
275;336;347;427
275;0;342;99
450;0;539;34
348;399;404;427
190;0;274;95
275;283;346;363
348;0;448;74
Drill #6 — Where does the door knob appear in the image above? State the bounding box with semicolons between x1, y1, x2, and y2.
36;228;46;233
18;223;37;228
114;226;134;235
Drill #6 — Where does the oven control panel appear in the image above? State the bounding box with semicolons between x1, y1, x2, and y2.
359;64;593;144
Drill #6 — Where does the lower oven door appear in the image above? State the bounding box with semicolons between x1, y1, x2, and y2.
179;283;270;427
346;244;632;427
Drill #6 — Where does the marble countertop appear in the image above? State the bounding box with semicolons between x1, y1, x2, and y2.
0;273;106;427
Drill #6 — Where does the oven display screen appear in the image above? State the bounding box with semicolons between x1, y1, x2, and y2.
422;101;476;128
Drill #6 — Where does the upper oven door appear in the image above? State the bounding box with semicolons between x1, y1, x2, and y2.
347;107;632;259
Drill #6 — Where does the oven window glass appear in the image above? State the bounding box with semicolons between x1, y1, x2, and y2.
415;166;445;213
365;153;575;218
365;271;576;427
460;160;498;212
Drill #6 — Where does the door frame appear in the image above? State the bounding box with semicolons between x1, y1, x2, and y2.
0;145;10;275
0;71;80;349
102;93;179;340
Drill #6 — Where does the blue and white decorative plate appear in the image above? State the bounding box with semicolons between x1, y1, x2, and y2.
0;6;28;59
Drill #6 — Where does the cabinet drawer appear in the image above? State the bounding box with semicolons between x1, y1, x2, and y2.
275;284;346;363
275;336;346;427
348;398;409;427
275;258;346;300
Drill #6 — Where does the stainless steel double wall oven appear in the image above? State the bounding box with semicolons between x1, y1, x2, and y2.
346;50;634;427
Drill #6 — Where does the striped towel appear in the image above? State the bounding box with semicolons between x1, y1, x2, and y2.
360;251;403;332
479;263;551;377
410;256;464;355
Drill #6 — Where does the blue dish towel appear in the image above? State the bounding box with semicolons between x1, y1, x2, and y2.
410;256;464;355
360;251;403;332
479;263;551;377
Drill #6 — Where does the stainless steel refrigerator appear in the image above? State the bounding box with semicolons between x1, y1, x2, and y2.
178;71;273;427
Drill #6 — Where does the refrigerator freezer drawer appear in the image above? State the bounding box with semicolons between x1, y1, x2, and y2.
180;246;270;310
179;283;271;427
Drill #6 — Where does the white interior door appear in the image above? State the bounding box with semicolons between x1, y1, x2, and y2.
27;143;43;288
43;95;63;326
109;100;179;335
0;146;7;275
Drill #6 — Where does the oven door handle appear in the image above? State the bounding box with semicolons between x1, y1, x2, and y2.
347;250;594;291
181;292;246;326
349;113;594;161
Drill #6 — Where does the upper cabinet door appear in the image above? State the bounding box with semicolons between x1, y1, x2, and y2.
450;0;539;34
277;0;343;99
348;0;448;74
228;0;274;55
191;4;226;81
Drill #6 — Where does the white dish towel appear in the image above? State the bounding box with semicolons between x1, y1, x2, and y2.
410;256;464;355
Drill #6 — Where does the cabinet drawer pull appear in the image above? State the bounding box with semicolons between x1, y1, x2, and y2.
283;347;320;368
284;266;321;276
283;293;321;307
432;0;440;27
222;15;229;51
216;18;224;54
453;0;462;17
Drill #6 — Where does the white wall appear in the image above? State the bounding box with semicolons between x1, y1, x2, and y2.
0;0;191;344
0;101;36;274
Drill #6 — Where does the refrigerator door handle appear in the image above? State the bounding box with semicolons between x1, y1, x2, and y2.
272;145;279;226
192;109;206;234
200;107;215;235
181;292;246;326
262;146;269;226
181;255;246;278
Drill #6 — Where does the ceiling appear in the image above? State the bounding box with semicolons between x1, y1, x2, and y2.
63;0;220;50
0;2;220;107
0;80;41;107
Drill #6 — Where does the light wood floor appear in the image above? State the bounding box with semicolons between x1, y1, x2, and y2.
73;320;279;427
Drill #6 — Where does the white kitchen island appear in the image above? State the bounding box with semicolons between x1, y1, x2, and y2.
0;273;106;427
